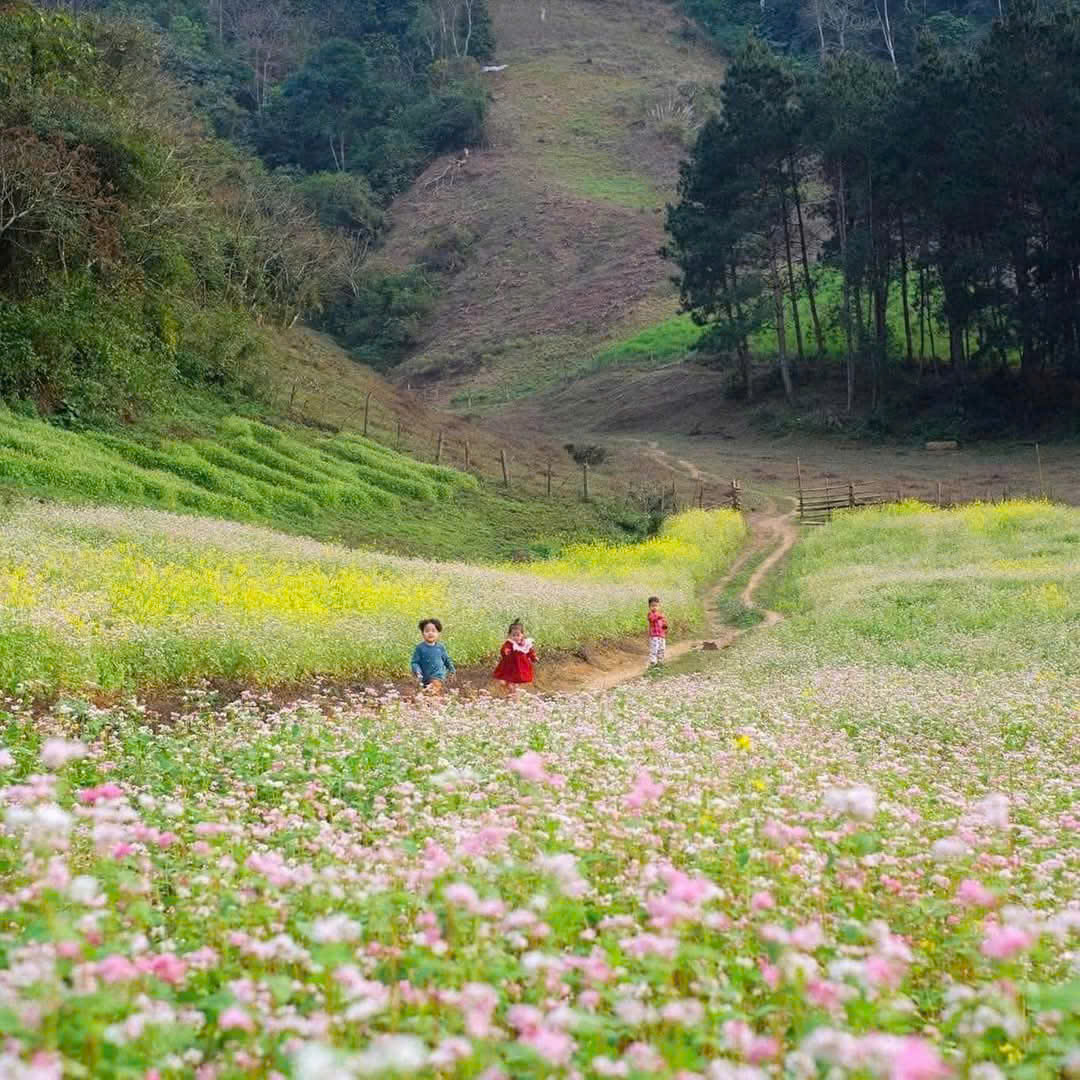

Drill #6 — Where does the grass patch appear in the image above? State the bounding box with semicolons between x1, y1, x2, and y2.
765;499;1080;673
592;313;704;369
0;506;747;695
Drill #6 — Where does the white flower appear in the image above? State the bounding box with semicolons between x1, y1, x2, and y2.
931;835;970;861
971;793;1010;829
823;786;877;821
309;914;362;944
354;1035;428;1074
294;1043;351;1080
69;876;101;905
39;739;87;770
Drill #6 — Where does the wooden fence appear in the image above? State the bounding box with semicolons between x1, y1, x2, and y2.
274;371;750;512
797;479;887;525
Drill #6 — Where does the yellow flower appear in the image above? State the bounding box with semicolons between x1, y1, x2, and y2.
735;734;752;752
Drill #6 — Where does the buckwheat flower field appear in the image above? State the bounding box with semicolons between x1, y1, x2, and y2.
0;505;745;694
0;501;1077;1078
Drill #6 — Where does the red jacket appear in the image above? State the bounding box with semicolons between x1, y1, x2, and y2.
493;638;537;683
648;610;668;638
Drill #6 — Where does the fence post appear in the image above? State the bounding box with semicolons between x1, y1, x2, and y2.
289;383;298;411
500;449;510;489
363;392;371;437
464;441;471;471
1035;442;1044;496
436;430;444;465
671;482;677;512
730;479;741;511
396;420;402;449
583;461;590;501
824;474;831;521
848;480;855;508
698;482;704;509
937;480;943;507
796;458;804;519
546;462;553;498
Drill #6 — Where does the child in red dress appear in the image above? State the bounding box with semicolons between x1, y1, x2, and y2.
493;619;538;692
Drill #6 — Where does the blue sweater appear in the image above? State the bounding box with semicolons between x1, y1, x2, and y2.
410;641;455;684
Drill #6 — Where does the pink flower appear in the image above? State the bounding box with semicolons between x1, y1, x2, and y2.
806;978;844;1009
137;952;187;985
981;923;1035;960
156;831;178;849
508;751;555;784
790;922;825;951
626;1042;665;1072
751;891;775;912
520;1025;575;1066
78;783;124;804
748;1037;781;1064
625;769;666;811
444;882;479;909
758;958;781;989
218;1007;255;1033
97;954;139;983
890;1038;949;1080
0;748;14;768
955;879;996;908
461;982;498;1039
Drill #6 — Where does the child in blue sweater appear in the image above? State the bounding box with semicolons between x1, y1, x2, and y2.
410;618;455;693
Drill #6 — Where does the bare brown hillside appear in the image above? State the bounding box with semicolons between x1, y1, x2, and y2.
385;0;723;402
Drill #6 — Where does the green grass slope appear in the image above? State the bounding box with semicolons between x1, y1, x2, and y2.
0;403;653;561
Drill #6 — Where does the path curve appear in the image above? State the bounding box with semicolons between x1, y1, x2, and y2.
542;445;799;693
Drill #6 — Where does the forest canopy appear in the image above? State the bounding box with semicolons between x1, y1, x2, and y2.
666;0;1080;433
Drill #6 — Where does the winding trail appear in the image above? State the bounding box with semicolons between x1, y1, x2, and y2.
540;444;799;694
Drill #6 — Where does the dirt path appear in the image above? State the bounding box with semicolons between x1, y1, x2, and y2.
536;443;800;694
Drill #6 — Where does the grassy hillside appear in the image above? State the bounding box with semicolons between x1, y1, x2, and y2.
388;0;724;403
0;505;745;695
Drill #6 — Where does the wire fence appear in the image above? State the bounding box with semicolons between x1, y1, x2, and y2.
270;370;745;512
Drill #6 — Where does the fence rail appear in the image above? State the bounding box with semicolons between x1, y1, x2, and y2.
271;369;748;514
798;480;887;524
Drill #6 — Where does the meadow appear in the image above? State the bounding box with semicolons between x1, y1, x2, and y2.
0;505;746;695
0;500;1076;1078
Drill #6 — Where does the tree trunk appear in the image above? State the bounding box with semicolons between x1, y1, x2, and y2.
898;211;914;369
779;179;806;366
772;261;795;406
836;162;855;413
917;265;926;374
730;263;753;402
872;277;887;413
791;155;826;365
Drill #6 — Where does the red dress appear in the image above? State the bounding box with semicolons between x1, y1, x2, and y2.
493;638;537;684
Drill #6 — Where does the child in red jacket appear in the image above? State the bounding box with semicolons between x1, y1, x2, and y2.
647;595;667;665
493;619;538;692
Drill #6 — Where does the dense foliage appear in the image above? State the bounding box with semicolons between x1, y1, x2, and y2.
666;2;1080;431
0;1;493;421
683;0;1001;58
